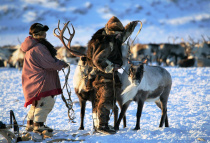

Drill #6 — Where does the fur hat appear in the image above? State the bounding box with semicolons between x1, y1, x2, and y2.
105;16;125;35
29;23;49;35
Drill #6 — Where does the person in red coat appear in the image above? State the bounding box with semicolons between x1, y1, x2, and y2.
21;23;68;133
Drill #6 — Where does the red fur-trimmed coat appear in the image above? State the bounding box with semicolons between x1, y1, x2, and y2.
21;36;66;107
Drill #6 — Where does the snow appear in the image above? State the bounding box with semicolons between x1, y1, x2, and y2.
0;0;210;142
0;0;210;47
0;66;209;143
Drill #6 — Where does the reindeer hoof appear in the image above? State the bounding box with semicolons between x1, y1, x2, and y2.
133;127;140;130
114;126;119;131
78;127;84;130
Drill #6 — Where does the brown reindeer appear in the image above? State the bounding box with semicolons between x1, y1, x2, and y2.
158;43;185;66
115;59;172;130
130;43;162;65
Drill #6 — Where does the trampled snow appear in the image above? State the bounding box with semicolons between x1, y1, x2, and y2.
0;66;209;143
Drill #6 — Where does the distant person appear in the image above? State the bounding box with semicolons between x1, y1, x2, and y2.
21;23;68;133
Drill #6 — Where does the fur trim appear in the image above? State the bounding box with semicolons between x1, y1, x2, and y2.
105;16;125;35
87;28;115;67
38;38;57;58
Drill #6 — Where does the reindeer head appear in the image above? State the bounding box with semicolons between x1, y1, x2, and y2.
128;58;147;85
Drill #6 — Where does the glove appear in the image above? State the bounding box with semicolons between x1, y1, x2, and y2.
63;62;69;68
132;21;138;26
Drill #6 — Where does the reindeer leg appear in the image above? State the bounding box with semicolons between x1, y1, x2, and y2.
165;112;169;127
158;87;170;127
134;100;144;130
156;99;169;128
114;101;131;130
79;98;86;130
123;113;127;128
117;101;127;128
113;104;119;127
159;107;167;127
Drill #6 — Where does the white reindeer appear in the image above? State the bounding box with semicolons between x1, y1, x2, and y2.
115;59;172;130
0;46;15;67
9;45;25;69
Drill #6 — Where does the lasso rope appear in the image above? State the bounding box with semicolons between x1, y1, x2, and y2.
128;21;143;61
110;68;116;118
61;65;75;122
131;20;143;46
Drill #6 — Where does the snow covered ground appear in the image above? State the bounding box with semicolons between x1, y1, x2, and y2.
0;65;209;143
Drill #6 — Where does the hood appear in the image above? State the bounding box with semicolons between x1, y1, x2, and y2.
21;36;39;52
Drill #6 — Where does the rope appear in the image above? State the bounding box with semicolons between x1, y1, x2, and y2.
61;65;75;122
131;20;143;46
110;68;116;118
128;20;143;62
22;114;27;126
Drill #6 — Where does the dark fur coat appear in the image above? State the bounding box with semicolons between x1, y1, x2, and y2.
87;28;123;70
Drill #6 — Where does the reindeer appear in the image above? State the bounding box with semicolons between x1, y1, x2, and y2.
73;56;98;130
0;46;16;67
56;44;87;65
158;43;185;66
130;43;160;65
131;43;149;61
114;59;172;130
8;45;25;69
187;36;210;67
178;39;196;67
197;36;210;59
147;43;160;64
72;45;129;130
53;20;126;130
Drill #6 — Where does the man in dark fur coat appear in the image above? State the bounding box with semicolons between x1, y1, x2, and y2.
86;16;137;134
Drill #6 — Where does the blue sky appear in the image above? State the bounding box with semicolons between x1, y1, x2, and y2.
0;0;210;46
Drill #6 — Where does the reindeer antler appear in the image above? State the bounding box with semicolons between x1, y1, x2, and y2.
54;20;85;57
